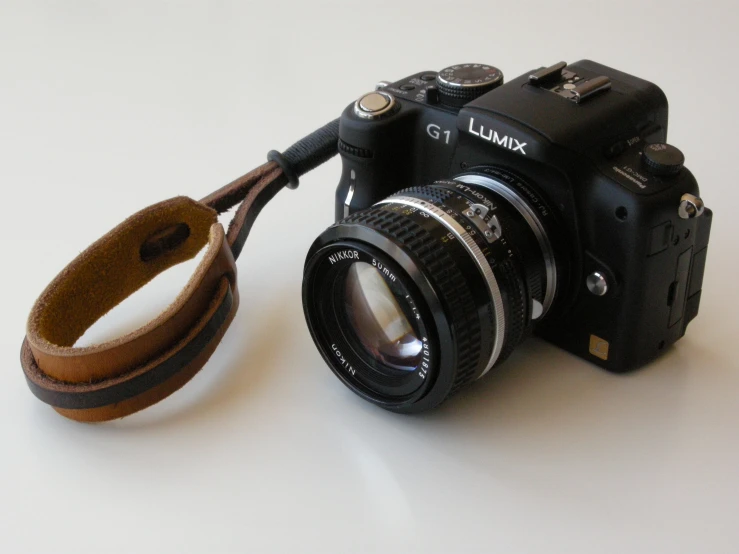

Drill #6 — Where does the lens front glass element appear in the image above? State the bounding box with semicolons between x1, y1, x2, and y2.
344;262;422;372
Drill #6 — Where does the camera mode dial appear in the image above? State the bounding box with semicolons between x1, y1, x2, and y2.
436;64;503;107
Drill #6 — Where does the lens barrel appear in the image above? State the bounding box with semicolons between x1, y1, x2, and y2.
303;168;563;412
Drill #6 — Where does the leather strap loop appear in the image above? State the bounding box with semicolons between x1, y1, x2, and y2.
20;119;339;422
21;196;241;422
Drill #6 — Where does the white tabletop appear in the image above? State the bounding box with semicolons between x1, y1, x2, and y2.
1;1;738;552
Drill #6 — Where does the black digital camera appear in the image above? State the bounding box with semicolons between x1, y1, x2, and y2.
302;60;712;413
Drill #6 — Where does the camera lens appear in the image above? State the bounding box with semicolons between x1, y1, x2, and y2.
303;167;565;412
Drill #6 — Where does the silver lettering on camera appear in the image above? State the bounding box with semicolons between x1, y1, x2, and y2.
467;117;528;155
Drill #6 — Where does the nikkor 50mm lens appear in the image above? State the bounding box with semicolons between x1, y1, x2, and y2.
302;168;565;412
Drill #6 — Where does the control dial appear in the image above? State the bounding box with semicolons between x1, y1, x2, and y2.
642;143;685;176
436;64;503;106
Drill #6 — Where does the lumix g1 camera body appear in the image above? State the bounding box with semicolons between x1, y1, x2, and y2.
302;60;712;412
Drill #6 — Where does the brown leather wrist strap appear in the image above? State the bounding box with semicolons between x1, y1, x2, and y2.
21;119;339;422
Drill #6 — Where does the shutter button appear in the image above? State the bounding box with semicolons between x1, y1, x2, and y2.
354;91;397;119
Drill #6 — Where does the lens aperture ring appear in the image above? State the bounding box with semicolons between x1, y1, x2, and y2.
401;184;529;379
456;172;558;316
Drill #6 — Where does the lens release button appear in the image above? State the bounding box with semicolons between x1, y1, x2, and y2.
586;272;608;296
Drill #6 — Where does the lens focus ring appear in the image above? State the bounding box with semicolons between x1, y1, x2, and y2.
343;206;484;396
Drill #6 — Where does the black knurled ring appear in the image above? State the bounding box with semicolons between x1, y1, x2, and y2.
338;139;374;159
344;205;484;398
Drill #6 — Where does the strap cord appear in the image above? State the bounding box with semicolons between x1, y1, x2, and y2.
201;118;340;259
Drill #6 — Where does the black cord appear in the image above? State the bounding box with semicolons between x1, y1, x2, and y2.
267;118;340;189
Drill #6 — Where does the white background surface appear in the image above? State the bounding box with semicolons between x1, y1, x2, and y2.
1;1;738;552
